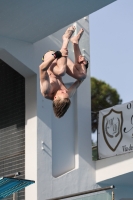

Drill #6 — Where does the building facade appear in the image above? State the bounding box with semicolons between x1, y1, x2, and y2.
2;1;133;200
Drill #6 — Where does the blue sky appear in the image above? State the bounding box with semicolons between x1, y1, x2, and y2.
90;0;133;142
89;0;133;104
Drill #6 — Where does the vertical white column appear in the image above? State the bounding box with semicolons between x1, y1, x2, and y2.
36;17;95;200
25;75;37;200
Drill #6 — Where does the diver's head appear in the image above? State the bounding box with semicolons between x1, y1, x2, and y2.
53;90;71;118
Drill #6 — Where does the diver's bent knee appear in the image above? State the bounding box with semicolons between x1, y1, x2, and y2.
59;72;66;76
58;67;66;76
78;73;87;80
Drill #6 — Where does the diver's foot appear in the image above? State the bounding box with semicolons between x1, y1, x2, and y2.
70;28;84;44
62;26;76;40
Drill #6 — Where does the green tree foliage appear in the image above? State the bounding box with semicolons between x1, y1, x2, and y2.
91;77;122;133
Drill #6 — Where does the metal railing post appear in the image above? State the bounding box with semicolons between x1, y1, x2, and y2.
13;192;18;200
4;172;21;200
11;172;21;200
112;190;115;200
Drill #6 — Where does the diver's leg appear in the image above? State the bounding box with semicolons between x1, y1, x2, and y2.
66;29;87;80
52;26;75;76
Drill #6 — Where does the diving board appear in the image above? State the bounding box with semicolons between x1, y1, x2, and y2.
0;177;35;199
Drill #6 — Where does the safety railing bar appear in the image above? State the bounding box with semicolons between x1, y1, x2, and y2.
4;172;21;178
47;185;115;200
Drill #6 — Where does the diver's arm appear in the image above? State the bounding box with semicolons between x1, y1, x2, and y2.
39;55;55;71
40;51;63;71
68;80;83;98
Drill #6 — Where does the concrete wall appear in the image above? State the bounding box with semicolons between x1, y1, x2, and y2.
115;186;133;200
0;17;96;200
96;151;133;200
96;151;133;183
36;18;96;200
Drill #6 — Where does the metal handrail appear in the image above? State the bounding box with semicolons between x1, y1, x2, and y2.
47;185;115;200
4;172;21;178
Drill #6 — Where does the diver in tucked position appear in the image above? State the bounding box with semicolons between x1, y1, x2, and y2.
39;26;88;118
